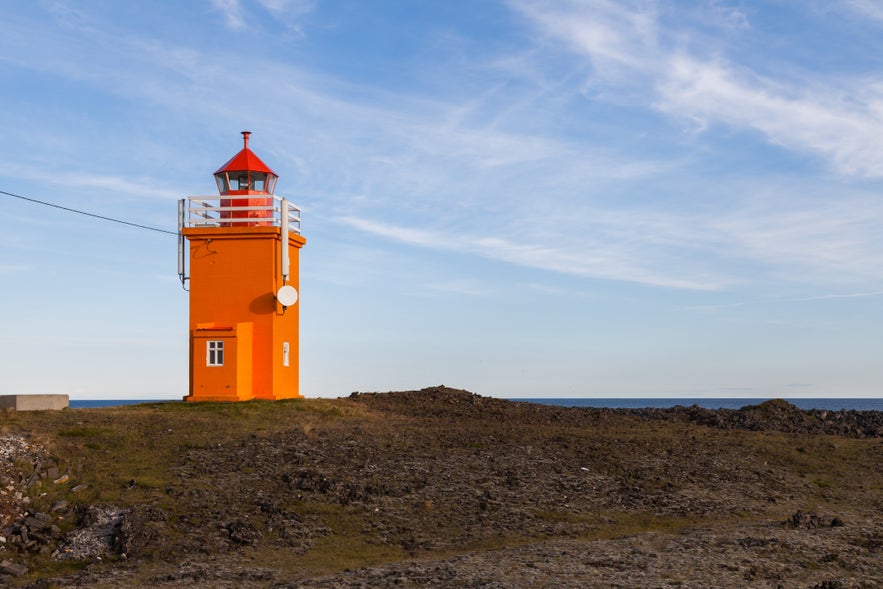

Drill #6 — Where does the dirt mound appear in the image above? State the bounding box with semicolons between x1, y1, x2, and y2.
620;398;883;438
350;387;883;438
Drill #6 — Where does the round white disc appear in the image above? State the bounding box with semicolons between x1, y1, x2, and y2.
277;285;298;306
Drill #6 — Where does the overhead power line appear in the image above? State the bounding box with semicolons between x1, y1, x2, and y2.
0;188;179;236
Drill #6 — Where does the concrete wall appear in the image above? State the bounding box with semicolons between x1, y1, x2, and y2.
0;395;69;411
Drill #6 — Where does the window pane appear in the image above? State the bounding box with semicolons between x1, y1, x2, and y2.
207;341;224;366
251;172;266;192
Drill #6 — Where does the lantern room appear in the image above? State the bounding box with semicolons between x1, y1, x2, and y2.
214;131;278;194
214;131;277;226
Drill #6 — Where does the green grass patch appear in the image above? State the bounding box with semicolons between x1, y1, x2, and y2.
252;501;406;575
58;426;109;437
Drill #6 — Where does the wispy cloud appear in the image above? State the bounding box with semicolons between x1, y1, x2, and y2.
511;0;883;177
211;0;246;29
0;162;177;201
337;173;883;292
422;280;494;297
211;0;315;32
842;0;883;22
511;0;659;76
657;56;883;176
257;0;315;14
6;2;883;296
257;0;315;22
524;283;592;298
0;265;30;276
792;290;883;301
335;216;727;290
710;190;883;281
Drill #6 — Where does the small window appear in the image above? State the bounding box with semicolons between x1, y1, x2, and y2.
207;340;224;366
283;341;290;367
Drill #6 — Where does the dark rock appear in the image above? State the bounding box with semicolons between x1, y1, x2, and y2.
224;520;260;546
809;581;844;589
50;500;69;513
114;505;168;557
23;514;50;531
787;510;823;529
0;560;28;576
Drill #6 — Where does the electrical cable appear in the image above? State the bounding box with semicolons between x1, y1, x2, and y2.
0;188;180;236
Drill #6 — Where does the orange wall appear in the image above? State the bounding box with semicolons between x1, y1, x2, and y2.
184;226;305;401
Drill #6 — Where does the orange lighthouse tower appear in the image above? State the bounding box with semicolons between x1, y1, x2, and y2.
178;132;305;402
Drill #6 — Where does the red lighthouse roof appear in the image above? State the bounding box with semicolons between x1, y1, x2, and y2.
213;131;279;196
214;131;276;176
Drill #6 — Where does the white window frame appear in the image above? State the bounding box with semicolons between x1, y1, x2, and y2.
206;340;225;367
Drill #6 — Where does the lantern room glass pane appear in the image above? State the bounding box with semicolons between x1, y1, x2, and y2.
215;174;229;193
251;172;267;192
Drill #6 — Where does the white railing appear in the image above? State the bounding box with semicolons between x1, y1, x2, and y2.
177;195;302;286
183;195;301;234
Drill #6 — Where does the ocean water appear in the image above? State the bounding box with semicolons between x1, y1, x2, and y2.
70;397;883;411
514;398;883;411
70;399;172;408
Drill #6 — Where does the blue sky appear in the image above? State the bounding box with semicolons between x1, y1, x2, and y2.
2;0;883;399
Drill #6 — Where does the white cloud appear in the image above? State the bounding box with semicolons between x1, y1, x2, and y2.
58;173;179;200
0;162;177;201
257;0;315;17
793;290;883;301
211;0;314;33
512;1;883;177
211;0;246;29
0;265;30;276
337;176;883;292
511;0;659;76
335;215;726;290
842;0;883;22
422;280;494;297
7;1;883;296
656;56;883;176
710;191;883;281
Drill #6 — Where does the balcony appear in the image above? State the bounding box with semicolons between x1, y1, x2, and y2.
183;195;301;233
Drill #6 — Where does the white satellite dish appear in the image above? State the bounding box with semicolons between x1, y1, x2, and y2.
276;285;298;307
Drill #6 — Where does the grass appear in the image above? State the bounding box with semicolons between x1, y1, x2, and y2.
267;501;407;574
57;426;111;437
7;399;362;520
593;512;705;539
1;396;881;586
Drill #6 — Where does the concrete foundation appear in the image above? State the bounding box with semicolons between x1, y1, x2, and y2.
0;395;69;411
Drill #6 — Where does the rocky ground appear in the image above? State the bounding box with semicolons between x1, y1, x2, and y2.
0;387;880;588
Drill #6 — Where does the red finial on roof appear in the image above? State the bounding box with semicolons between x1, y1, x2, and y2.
242;130;250;149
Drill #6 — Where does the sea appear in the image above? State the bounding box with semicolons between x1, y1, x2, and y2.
70;398;883;411
514;398;883;411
